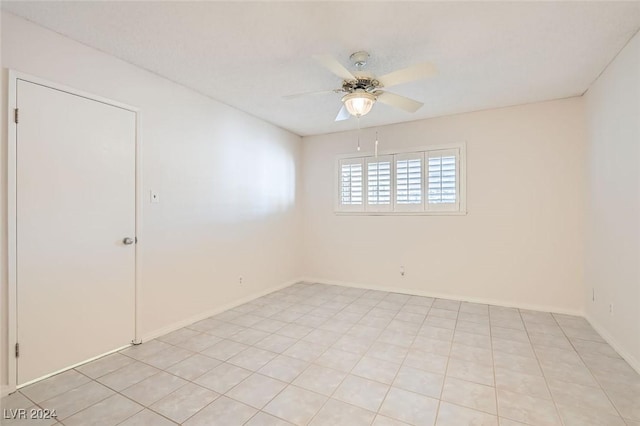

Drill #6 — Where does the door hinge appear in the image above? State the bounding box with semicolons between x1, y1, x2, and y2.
14;108;19;124
15;343;19;358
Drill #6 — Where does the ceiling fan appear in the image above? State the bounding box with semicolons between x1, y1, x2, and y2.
285;51;437;121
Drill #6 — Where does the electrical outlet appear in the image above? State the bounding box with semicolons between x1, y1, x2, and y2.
239;276;244;285
400;266;405;277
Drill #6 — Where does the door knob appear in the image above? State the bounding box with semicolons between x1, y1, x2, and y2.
123;237;135;245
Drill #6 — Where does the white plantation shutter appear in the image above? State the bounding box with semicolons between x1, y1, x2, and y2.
395;152;424;211
335;144;465;214
366;156;392;212
338;158;364;211
427;149;459;211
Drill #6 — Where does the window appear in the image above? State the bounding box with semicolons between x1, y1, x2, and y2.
335;144;465;214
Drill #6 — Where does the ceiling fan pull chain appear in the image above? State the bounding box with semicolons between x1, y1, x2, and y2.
357;116;361;151
375;131;379;157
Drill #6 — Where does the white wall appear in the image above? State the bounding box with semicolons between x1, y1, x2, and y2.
584;31;640;371
302;98;586;314
0;13;303;389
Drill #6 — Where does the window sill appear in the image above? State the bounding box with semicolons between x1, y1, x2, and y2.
334;211;468;216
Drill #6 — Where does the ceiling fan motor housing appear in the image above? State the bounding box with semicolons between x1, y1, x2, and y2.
342;78;381;94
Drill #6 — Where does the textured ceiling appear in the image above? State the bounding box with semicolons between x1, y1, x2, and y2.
3;1;640;136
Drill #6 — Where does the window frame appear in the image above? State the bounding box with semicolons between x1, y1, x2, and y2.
334;142;467;216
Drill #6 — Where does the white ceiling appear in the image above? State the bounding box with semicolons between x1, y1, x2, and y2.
3;1;640;136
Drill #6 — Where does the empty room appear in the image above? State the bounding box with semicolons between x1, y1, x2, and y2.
1;1;639;425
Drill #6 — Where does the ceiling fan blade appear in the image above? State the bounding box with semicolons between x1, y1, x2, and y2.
313;54;356;81
283;89;336;100
376;91;424;113
378;62;437;88
335;105;351;121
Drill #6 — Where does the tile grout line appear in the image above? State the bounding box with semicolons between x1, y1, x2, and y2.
367;296;431;425
551;313;628;423
230;284;384;425
149;284;337;425
303;287;396;426
520;310;566;426
430;301;458;426
215;287;346;425
489;307;502;426
225;292;331;426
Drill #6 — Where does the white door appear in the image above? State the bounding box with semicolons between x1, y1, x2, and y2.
16;80;136;385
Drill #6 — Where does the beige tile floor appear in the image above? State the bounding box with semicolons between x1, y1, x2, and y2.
2;282;639;425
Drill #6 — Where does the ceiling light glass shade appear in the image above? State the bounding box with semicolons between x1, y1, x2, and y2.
342;91;376;117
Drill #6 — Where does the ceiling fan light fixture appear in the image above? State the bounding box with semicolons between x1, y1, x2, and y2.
342;91;376;117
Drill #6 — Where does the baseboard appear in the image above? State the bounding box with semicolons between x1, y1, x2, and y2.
17;344;130;389
1;384;13;397
301;276;585;317
140;277;303;342
586;314;640;375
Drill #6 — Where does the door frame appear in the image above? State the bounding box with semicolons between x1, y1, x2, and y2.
6;70;142;391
